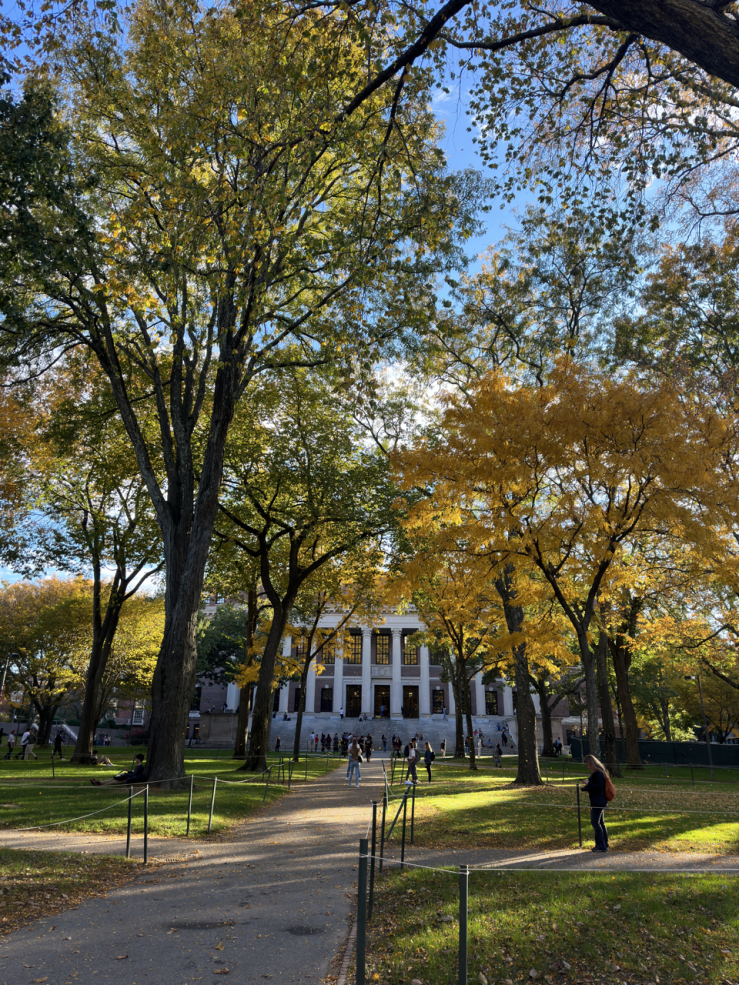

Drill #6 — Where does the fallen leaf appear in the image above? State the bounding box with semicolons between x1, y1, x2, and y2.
479;975;489;985
213;970;230;977
613;904;621;911
215;942;225;951
116;955;128;960
529;970;540;980
34;979;48;983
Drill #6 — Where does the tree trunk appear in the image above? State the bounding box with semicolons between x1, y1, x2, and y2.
242;607;292;773
234;587;258;759
451;670;466;758
534;678;555;757
495;567;542;786
72;578;124;764
292;662;310;763
464;679;477;771
579;636;601;760
659;697;672;741
595;631;621;777
608;638;642;768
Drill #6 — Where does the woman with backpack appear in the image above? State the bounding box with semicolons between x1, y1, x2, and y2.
423;741;435;782
581;754;614;852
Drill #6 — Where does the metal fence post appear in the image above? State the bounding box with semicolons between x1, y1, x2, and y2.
400;791;408;869
186;774;194;837
263;766;272;804
369;801;377;921
143;785;149;864
356;838;368;985
576;782;582;848
126;785;133;859
410;782;416;845
458;864;469;985
379;793;387;874
208;776;217;834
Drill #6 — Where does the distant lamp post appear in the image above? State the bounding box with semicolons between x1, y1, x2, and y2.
0;653;18;704
685;673;714;779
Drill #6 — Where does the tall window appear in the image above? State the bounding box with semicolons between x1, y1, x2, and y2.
345;634;362;664
428;643;446;665
320;641;335;665
293;637;306;660
403;634;419;665
376;633;390;664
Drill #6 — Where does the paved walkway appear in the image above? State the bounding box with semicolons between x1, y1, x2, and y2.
2;757;739;985
0;758;383;985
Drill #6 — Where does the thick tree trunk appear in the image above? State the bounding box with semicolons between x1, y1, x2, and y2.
608;638;642;768
660;697;672;741
35;703;59;746
595;631;621;777
496;567;542;786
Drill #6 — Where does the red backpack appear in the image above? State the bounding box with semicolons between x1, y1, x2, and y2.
604;775;616;802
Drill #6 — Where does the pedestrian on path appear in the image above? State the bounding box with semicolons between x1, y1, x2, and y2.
494;743;502;767
54;731;64;759
423;741;434;782
4;731;15;759
339;707;344;720
440;739;446;759
23;728;38;760
404;740;418;785
275;736;281;752
581;754;610;853
346;739;361;787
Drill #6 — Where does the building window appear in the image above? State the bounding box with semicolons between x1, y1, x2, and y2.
320;642;335;665
375;633;390;665
320;687;333;712
294;637;307;661
190;686;202;711
432;688;445;714
428;644;445;665
345;634;362;664
132;708;144;726
293;685;302;713
403;635;419;665
485;690;499;716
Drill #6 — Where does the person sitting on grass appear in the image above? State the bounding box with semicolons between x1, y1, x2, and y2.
92;748;116;767
90;753;145;785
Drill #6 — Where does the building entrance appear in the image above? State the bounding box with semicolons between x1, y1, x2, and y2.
374;685;390;718
346;684;362;718
403;685;419;719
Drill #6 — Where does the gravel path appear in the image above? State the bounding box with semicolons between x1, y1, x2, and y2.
1;757;738;985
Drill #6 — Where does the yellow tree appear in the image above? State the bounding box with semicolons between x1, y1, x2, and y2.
397;361;732;768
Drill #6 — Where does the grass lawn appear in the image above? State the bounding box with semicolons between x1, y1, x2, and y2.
364;868;739;985
0;750;338;839
0;847;136;936
382;762;739;855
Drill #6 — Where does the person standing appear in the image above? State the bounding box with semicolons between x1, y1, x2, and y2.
381;733;387;752
15;728;30;759
347;739;361;787
477;734;483;760
440;738;446;759
53;731;64;759
494;743;502;768
423;742;434;782
365;734;373;762
339;707;344;720
581;754;610;852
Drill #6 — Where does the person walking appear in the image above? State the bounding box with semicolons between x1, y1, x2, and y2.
581;754;610;853
4;731;15;759
23;728;37;760
440;738;446;759
494;743;502;768
404;740;418;785
423;741;435;782
53;730;64;759
346;739;361;787
381;733;387;752
365;734;373;762
275;736;281;752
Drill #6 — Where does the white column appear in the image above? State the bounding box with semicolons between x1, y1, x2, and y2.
305;659;316;716
361;628;372;715
447;683;455;715
391;629;403;717
226;682;239;711
333;648;344;715
475;672;486;717
420;645;430;716
532;692;541;714
503;685;514;717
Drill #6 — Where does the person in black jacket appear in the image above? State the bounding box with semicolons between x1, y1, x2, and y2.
91;753;146;786
581;754;609;852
